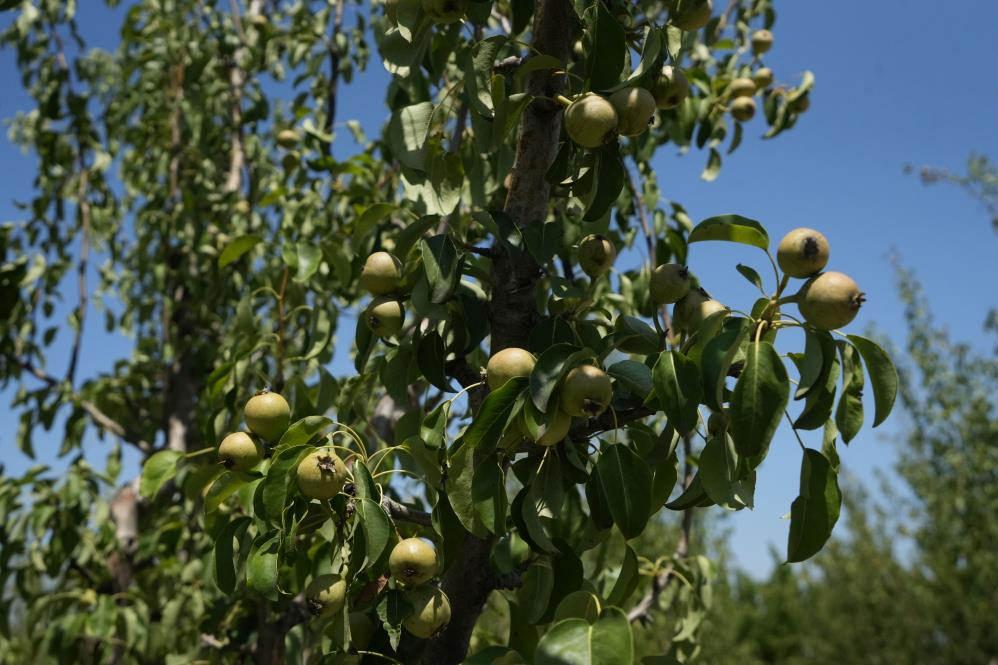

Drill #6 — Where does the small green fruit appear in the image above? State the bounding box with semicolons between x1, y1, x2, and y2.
217;432;262;471
403;586;451;639
306;574;347;616
777;227;829;278
578;234;617;278
282;153;299;172
277;129;300;149
234;199;251;215
649;263;691;305
608;87;657;137
560;365;613;418
297;450;349;500
421;0;468;24
564;94;618;149
797;271;865;331
753;67;774;89
389;538;438;587
671;0;712;31
360;251;403;295
751;29;774;55
729;77;757;98
673;289;726;332
244;391;291;441
526;409;572;447
730;96;756;122
651;66;690;110
366;297;405;338
486;347;536;391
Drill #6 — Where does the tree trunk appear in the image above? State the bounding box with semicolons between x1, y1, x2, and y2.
421;3;575;663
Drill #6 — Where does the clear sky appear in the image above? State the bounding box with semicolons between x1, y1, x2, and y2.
1;1;996;576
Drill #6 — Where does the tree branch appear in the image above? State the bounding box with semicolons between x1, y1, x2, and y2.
382;497;432;526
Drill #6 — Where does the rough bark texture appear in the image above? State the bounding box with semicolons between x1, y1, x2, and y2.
419;3;576;664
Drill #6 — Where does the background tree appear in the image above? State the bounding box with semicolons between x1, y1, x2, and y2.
0;1;895;664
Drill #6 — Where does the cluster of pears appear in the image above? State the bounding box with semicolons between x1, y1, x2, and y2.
305;537;451;643
646;227;865;332
360;251;406;338
216;390;292;471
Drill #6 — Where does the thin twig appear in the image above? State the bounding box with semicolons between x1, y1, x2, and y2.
382;497;432;526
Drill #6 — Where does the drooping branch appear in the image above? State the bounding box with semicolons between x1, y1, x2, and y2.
382;497;432;526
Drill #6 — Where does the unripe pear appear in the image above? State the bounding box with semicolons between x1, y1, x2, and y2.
486;347;536;391
564;94;618;149
674;290;727;332
217;432;262;471
277;129;300;149
529;409;572;447
751;29;774;55
306;574;347;616
244;390;291;441
797;271;865;331
420;0;468;24
403;586;451;639
753;67;774;89
671;0;712;31
649;263;691;305
651;66;690;110
777;227;829;278
578;234;617;277
389;538;438;587
560;365;613;418
234;199;251;215
360;251;403;295
608;87;657;137
297;450;349;500
729;77;757;98
730;96;756;121
365;297;405;338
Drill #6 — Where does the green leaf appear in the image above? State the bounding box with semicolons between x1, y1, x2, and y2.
729;341;789;458
218;235;261;268
465;35;506;118
847;335;897;427
417;330;455;392
554;591;602;624
247;531;281;600
607;360;653;400
387;102;434;170
462;376;526;451
596;445;652;539
518;559;555;624
530;344;592;413
293;242;322;283
253;445;309;524
355;498;392;570
421;400;450;449
353;203;399;242
795;329;835;400
835;342;865;444
787;449;841;562
205;471;255;513
688;215;770;250
605;544;640;607
139;450;182;499
793;354;840;431
277;417;333;448
535;607;634;665
448;446;506;538
700;435;750;510
589;3;626;90
700;147;721;181
651;350;702;434
351;460;379;501
213;516;251;594
665;472;709;510
699;319;749;412
612;316;660;355
421;234;461;303
584;145;625;221
735;263;764;291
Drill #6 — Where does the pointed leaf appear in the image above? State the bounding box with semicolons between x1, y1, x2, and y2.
786;449;841;562
729;341;788;458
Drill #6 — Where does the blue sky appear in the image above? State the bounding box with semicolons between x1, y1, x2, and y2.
1;1;996;576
